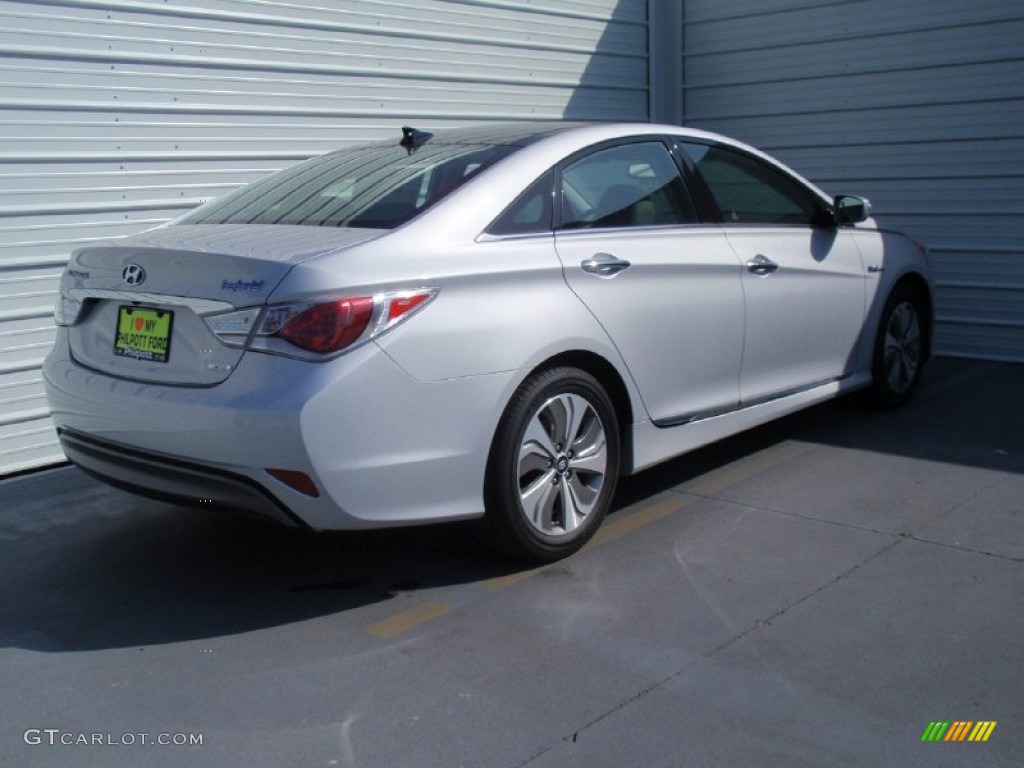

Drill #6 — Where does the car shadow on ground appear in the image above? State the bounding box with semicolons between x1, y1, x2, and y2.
2;359;1018;653
618;358;1023;508
0;497;528;652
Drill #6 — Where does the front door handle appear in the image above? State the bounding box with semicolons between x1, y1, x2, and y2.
581;252;631;278
746;254;779;276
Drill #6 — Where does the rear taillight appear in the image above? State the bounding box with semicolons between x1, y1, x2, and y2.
387;292;431;322
205;287;437;360
278;297;374;354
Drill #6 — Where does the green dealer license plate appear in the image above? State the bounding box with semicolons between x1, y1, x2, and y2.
114;306;173;363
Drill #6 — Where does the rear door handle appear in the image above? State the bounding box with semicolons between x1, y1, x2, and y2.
581;252;631;278
746;254;779;276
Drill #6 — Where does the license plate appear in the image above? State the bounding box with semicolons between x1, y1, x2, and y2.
114;306;173;363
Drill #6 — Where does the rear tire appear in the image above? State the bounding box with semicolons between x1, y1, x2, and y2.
478;367;620;563
869;286;926;407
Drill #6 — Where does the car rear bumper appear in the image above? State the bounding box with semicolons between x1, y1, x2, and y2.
43;328;520;529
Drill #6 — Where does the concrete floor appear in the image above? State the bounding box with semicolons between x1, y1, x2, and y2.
1;358;1021;767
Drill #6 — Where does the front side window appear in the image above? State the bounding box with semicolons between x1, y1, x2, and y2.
559;142;697;230
681;143;825;226
182;143;518;229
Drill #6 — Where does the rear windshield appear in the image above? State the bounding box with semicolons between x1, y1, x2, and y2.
181;142;518;229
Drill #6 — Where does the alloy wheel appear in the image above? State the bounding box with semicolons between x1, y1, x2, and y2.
883;301;921;395
516;392;608;537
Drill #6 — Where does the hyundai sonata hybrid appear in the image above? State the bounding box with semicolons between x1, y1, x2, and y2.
44;122;934;561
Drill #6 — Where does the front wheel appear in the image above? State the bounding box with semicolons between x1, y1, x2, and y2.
479;367;621;563
869;286;926;407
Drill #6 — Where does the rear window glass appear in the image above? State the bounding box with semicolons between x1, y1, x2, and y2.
181;142;518;229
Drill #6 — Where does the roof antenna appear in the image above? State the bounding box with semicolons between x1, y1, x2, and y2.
400;126;433;155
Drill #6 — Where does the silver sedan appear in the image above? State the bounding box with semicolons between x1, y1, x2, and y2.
44;122;934;561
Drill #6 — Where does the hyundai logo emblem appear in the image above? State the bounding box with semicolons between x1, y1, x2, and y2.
122;264;146;286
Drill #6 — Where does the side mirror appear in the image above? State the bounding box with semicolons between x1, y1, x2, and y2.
833;195;872;225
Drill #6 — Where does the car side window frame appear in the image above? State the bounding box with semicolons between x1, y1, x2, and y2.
667;139;722;224
676;139;833;229
552;137;704;232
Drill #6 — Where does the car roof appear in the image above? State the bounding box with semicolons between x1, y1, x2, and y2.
417;122;594;147
393;121;739;148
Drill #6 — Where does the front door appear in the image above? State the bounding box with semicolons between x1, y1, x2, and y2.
680;142;868;403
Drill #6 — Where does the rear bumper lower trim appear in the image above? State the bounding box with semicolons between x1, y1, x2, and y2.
57;427;308;528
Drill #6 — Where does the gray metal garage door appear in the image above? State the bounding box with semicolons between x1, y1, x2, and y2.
0;0;650;476
682;0;1024;363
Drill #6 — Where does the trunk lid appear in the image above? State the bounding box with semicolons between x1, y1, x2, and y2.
62;224;381;385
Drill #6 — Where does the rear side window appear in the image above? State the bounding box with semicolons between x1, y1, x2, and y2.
487;172;554;236
681;143;825;226
559;142;698;229
182;143;518;229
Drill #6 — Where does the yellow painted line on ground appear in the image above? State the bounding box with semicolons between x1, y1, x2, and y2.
480;565;548;591
684;441;815;497
582;496;691;552
481;497;691;591
364;601;453;639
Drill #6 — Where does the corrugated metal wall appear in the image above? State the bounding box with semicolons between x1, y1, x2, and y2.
0;0;650;476
683;0;1024;362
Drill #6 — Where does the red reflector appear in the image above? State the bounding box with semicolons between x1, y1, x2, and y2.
387;293;430;322
280;297;373;354
266;469;320;498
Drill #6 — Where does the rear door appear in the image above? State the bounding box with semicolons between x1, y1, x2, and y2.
553;140;745;425
679;142;868;404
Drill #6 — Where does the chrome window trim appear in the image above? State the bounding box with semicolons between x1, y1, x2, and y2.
475;231;555;244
